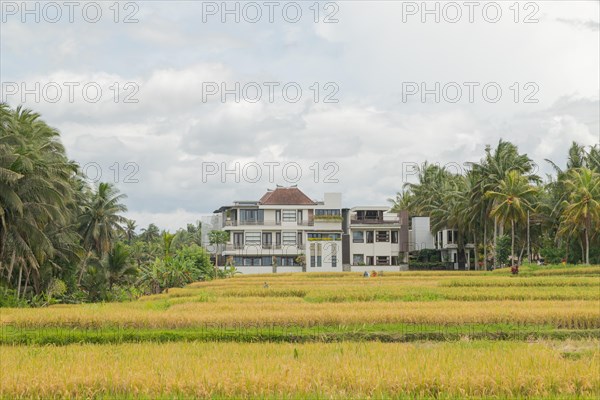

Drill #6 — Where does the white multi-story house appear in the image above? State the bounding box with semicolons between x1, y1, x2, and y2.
213;187;409;274
214;186;344;274
347;207;405;270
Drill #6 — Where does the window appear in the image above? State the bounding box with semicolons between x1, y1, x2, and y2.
245;232;261;245
240;209;264;224
447;230;453;244
353;254;364;265
282;210;296;222
243;257;262;266
376;231;390;242
353;231;364;243
275;210;281;224
309;233;341;241
330;245;337;267
297;210;303;223
275;256;297;266
275;232;281;246
366;256;374;265
366;231;374;243
262;232;272;247
297;232;303;246
282;232;297;245
391;256;399;265
376;256;390;266
262;256;272;266
315;209;341;216
391;231;399;243
233;232;244;247
310;243;322;267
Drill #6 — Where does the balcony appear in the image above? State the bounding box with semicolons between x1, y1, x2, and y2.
224;244;304;252
224;220;281;226
351;217;400;225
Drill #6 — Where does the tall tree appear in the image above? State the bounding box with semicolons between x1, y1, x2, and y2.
486;171;538;267
560;168;600;265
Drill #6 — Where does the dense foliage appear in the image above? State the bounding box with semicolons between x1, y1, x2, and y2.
391;140;600;267
0;104;223;306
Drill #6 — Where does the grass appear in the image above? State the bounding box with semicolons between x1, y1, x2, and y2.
1;341;598;399
1;264;599;398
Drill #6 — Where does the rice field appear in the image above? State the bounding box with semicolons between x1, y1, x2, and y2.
1;265;599;399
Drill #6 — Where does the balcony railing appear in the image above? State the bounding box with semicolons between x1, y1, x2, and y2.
350;217;400;224
225;220;317;227
224;220;281;226
224;244;304;251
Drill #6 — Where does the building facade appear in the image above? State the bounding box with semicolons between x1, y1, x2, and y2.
213;186;408;274
347;207;404;270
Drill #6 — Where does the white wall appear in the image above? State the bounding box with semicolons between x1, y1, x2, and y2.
411;217;435;250
323;192;342;208
351;265;408;273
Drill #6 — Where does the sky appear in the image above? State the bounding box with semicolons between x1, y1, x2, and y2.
1;0;599;231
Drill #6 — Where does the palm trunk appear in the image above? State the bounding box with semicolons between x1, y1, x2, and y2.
16;264;22;299
78;250;92;285
6;251;15;281
511;220;515;267
22;268;30;300
585;223;590;265
483;220;488;270
214;245;219;279
473;232;478;271
493;217;497;266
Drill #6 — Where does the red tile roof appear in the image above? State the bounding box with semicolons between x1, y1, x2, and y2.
259;187;316;205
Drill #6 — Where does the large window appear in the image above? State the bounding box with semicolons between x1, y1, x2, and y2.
233;232;244;247
376;231;390;242
310;243;322;267
282;210;296;222
282;232;297;245
243;257;262;266
366;256;374;265
391;230;399;243
376;256;390;266
315;209;341;216
245;232;261;245
352;231;364;243
353;254;364;264
274;256;298;266
262;232;272;247
329;244;338;268
366;231;374;243
308;232;341;241
240;209;264;224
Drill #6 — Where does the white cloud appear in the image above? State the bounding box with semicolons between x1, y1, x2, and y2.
1;1;598;231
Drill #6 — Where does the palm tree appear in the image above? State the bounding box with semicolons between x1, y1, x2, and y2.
141;223;160;243
560;168;600;265
79;182;128;256
124;220;137;244
0;105;79;296
486;171;538;267
78;182;127;283
105;242;137;290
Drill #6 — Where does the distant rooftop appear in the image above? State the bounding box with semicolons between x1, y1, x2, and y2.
259;186;316;205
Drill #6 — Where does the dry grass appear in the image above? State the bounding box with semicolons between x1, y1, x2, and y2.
1;299;598;329
2;271;599;329
1;340;598;399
